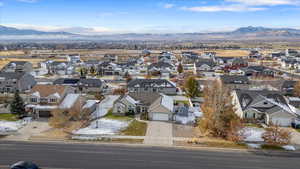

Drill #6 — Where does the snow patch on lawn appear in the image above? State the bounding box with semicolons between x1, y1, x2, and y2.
282;145;296;151
73;118;129;135
247;143;261;149
242;127;265;142
0;118;31;134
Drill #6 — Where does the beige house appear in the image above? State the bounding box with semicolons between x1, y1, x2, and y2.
148;94;174;121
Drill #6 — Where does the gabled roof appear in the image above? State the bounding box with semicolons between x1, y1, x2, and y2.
128;92;161;106
149;94;174;113
220;75;249;84
0;72;27;80
7;61;29;66
53;78;103;87
148;62;174;69
127;79;176;88
195;59;216;67
30;84;68;98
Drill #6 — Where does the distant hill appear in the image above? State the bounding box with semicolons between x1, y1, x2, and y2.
1;25;300;41
0;25;75;36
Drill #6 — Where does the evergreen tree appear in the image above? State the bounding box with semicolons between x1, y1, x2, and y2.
10;90;26;117
90;66;96;75
184;76;200;98
177;63;184;74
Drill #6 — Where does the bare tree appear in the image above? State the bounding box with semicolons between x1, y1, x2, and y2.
262;125;291;145
199;81;244;141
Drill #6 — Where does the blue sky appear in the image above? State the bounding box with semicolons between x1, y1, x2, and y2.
0;0;300;34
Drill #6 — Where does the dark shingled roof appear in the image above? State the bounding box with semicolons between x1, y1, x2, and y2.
127;79;176;88
220;75;249;84
148;62;173;69
0;72;26;79
195;59;216;67
53;78;102;87
128;92;161;106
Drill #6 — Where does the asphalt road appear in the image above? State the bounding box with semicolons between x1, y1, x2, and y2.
0;141;300;169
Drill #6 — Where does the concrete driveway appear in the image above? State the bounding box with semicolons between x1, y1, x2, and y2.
3;120;50;141
143;121;173;146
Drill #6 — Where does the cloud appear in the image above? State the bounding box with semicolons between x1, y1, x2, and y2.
181;4;266;12
163;3;175;9
225;0;300;6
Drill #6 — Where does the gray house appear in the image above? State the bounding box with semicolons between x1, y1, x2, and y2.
0;72;36;93
1;61;33;73
127;79;177;95
232;89;300;127
148;94;174;121
112;92;160;115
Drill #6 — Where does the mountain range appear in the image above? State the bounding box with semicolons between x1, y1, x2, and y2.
1;25;300;41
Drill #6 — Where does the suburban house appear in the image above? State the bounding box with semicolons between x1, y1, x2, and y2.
148;62;175;76
112;92;160;116
53;78;104;93
182;51;200;63
103;54;118;62
26;84;75;118
194;59;216;75
148;94;174;121
127;79;177;95
84;60;101;69
232;89;300;127
46;61;75;75
67;54;81;64
220;75;250;89
1;61;33;73
174;106;196;124
97;61;122;76
243;66;275;77
0;72;36;93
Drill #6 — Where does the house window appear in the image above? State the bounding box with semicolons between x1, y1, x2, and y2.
50;98;57;103
30;98;37;103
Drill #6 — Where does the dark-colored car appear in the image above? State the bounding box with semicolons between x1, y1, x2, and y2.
10;161;39;169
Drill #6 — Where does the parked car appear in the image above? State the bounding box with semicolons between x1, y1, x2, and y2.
10;161;39;169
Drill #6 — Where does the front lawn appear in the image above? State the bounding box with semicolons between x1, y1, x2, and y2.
261;144;285;150
0;113;18;121
296;129;300;133
105;110;133;121
122;120;147;136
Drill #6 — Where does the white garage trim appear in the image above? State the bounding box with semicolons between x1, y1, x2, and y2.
152;113;169;121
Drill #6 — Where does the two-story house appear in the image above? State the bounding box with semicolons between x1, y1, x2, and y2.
0;72;36;93
1;61;33;73
127;79;177;95
26;84;75;118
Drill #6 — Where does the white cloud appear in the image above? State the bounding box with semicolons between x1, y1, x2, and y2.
163;3;175;9
226;0;300;6
181;4;266;12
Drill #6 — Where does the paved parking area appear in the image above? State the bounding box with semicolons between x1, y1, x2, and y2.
143;121;173;146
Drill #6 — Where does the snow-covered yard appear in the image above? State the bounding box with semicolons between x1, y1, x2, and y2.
242;127;265;142
0;118;31;135
91;95;120;119
73;118;129;135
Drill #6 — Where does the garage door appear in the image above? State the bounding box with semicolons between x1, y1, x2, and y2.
271;117;291;127
38;111;52;118
152;113;169;121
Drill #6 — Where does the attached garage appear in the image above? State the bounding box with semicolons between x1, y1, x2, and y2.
38;110;52;118
152;113;169;121
271;116;292;127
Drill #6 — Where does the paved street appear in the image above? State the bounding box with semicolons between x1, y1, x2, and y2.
0;141;300;169
144;121;173;146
